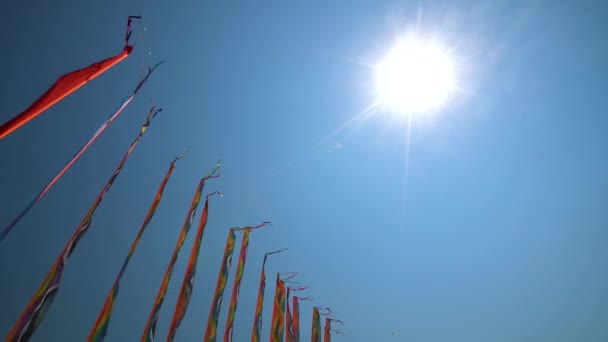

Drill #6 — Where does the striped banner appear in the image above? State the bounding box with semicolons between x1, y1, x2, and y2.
5;106;161;342
166;191;222;341
140;162;220;342
270;274;286;342
89;153;183;342
250;248;286;342
223;228;251;342
204;229;237;342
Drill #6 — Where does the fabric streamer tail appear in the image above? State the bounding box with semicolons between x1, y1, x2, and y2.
88;153;182;342
166;191;222;341
311;308;321;342
0;16;141;140
140;161;220;342
280;272;298;282
204;228;239;342
0;60;163;243
5;106;161;342
251;248;287;342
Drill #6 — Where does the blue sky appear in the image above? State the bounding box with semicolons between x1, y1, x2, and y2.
1;1;607;341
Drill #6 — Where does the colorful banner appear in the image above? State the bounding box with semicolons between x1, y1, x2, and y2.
222;228;250;342
323;318;330;342
323;318;344;342
5;106;162;342
89;154;183;342
0;64;162;242
311;308;321;342
166;191;222;341
203;229;237;342
286;288;293;342
286;287;308;342
250;248;286;342
141;162;221;342
270;274;286;342
292;296;304;342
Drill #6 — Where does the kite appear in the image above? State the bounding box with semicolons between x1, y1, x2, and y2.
0;61;163;242
323;318;344;342
251;248;287;342
311;307;331;342
0;16;140;140
270;273;286;342
5;106;162;342
88;153;185;342
166;191;223;341
141;161;221;342
221;223;270;342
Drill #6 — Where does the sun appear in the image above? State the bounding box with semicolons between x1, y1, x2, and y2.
375;33;457;117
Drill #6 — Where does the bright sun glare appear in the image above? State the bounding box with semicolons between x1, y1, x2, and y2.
375;34;457;116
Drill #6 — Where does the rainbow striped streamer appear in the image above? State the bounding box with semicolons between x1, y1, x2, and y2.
251;257;267;342
5;106;162;342
251;248;286;342
323;318;344;342
140;161;221;342
203;229;238;342
166;191;222;341
311;308;321;342
270;274;287;342
286;289;294;342
292;297;304;342
286;287;308;342
88;153;183;342
221;222;270;341
222;228;251;342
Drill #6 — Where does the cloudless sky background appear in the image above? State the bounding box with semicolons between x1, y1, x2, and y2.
1;0;607;341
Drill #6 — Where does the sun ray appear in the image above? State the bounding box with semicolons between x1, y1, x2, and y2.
275;103;378;175
403;113;413;206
